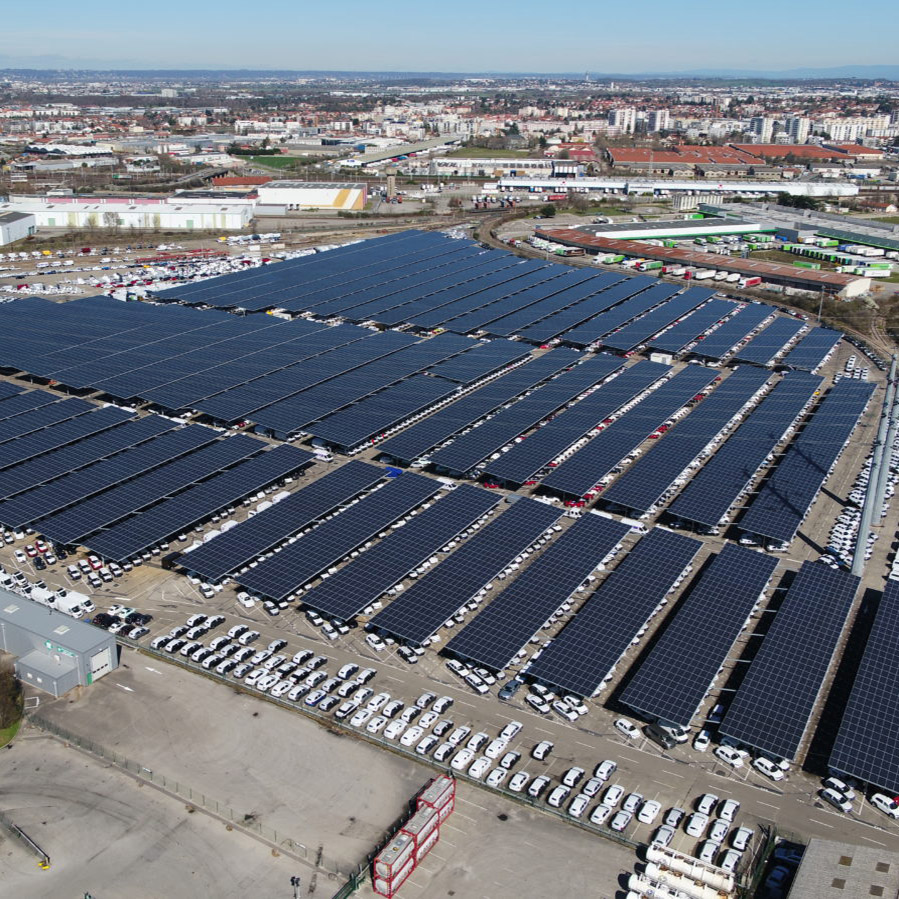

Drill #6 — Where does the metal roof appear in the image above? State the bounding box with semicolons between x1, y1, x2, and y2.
0;589;112;654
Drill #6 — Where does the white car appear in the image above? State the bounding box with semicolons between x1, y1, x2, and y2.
699;840;720;865
485;768;508;788
547;785;571;808
602;784;625;808
400;725;425;747
366;715;388;734
637;800;662;825
350;708;373;727
819;787;853;813
593;759;617;782
527;775;551;799
610;810;632;832
468;756;491;780
485;737;509;760
367;692;390;712
715;745;745;768
451;748;475;771
499;720;523;741
732;826;754;851
708;819;729;843
652;824;675;847
696;793;719;815
718;799;740;823
384;720;407;741
532;740;554;761
568;794;589;818
693;729;711;752
871;793;899;819
719;849;742;874
685;812;709;838
509;772;530;792
589;803;613;826
416;735;439;756
752;757;786;781
448;726;471;747
614;718;640;740
467;731;490;753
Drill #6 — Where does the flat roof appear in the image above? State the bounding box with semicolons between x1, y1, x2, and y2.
538;227;859;289
0;211;34;225
0;589;113;654
17;647;77;678
350;138;460;164
787;838;899;899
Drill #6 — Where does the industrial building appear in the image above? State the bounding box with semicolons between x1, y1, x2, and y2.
0;211;36;246
786;839;899;899
255;181;367;211
576;217;772;241
0;592;118;696
342;137;462;168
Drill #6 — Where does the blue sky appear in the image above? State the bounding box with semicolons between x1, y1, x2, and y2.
0;0;891;72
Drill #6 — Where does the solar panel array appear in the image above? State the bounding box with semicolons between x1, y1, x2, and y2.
527;527;702;697
563;281;682;348
428;341;531;384
668;371;822;529
445;513;631;672
830;581;899;795
180;460;385;581
690;303;774;361
377;349;581;464
733;316;807;366
719;561;859;761
483;360;670;487
0;397;94;443
0;425;217;528
600;288;715;353
779;327;842;372
619;544;778;727
86;445;313;562
648;298;739;355
600;367;771;516
0;383;23;402
37;434;263;545
371;498;562;645
237;472;441;602
430;354;625;475
540;366;718;499
738;378;874;544
301;484;502;621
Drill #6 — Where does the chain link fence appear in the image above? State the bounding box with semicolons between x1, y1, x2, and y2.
0;808;51;868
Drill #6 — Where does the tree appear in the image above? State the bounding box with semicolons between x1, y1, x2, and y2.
558;149;570;160
102;211;122;230
0;660;23;730
539;203;557;218
777;192;820;210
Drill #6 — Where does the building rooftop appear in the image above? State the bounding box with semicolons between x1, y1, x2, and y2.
0;211;34;225
258;181;366;190
0;590;112;653
787;838;899;899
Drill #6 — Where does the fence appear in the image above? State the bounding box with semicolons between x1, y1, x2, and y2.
0;808;50;869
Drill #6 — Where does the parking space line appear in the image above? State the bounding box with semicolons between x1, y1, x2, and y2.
810;818;835;828
756;800;780;810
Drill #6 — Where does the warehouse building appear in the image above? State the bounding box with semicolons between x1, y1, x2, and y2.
255;181;367;211
0;211;36;246
0;593;117;696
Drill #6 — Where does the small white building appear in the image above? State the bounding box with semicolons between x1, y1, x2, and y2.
255;181;367;211
0;211;36;245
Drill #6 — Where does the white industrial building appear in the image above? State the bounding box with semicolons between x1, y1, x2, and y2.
0;196;252;231
255;181;367;211
0;211;36;246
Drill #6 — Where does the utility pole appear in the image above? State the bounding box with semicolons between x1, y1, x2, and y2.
872;356;899;528
853;355;897;576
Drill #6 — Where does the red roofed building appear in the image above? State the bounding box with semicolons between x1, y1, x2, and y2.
729;144;847;161
605;144;762;174
823;144;885;160
544;143;597;161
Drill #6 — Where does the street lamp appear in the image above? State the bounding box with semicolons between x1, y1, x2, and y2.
290;875;302;898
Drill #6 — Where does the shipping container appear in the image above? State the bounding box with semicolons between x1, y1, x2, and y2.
793;260;822;270
375;833;415;877
401;806;438;846
418;775;455;811
636;260;663;271
738;277;762;288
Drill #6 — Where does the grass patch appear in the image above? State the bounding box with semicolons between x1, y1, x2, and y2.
872;216;899;224
247;155;308;171
0;718;21;748
447;147;535;158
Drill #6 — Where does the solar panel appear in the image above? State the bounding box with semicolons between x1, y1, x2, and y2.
527;528;702;697
86;445;313;562
648;298;740;355
237;472;441;602
540;366;718;499
180;460;385;581
738;379;875;544
377;349;582;464
0;389;59;422
667;371;822;530
430;354;625;476
37;434;263;545
830;581;899;795
0;425;218;528
619;544;778;727
599;367;771;516
445;513;631;672
428;341;531;385
779;327;842;372
719;562;859;761
370;497;562;645
304;375;459;451
0;397;91;442
690;303;776;361
0;383;23;402
733;316;806;366
483;360;670;487
0;414;176;500
600;289;714;353
301;483;502;621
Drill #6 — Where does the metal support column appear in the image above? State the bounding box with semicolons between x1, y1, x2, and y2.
872;360;899;527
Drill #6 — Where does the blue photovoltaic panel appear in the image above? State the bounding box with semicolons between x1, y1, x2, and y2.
527;528;702;697
691;303;775;360
779;327;842;372
371;498;562;645
599;288;713;353
428;341;531;385
830;581;899;795
619;544;778;727
667;370;822;529
237;472;441;602
430;354;625;475
301;483;502;621
0;390;59;422
540;366;718;499
0;425;218;528
0;397;94;443
483;360;670;487
720;562;859;761
37;434;263;545
445;513;631;672
181;460;385;581
600;367;770;515
305;375;459;450
738;378;874;544
377;349;582;464
0;383;23;402
649;298;740;354
86;445;313;562
733;316;806;366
